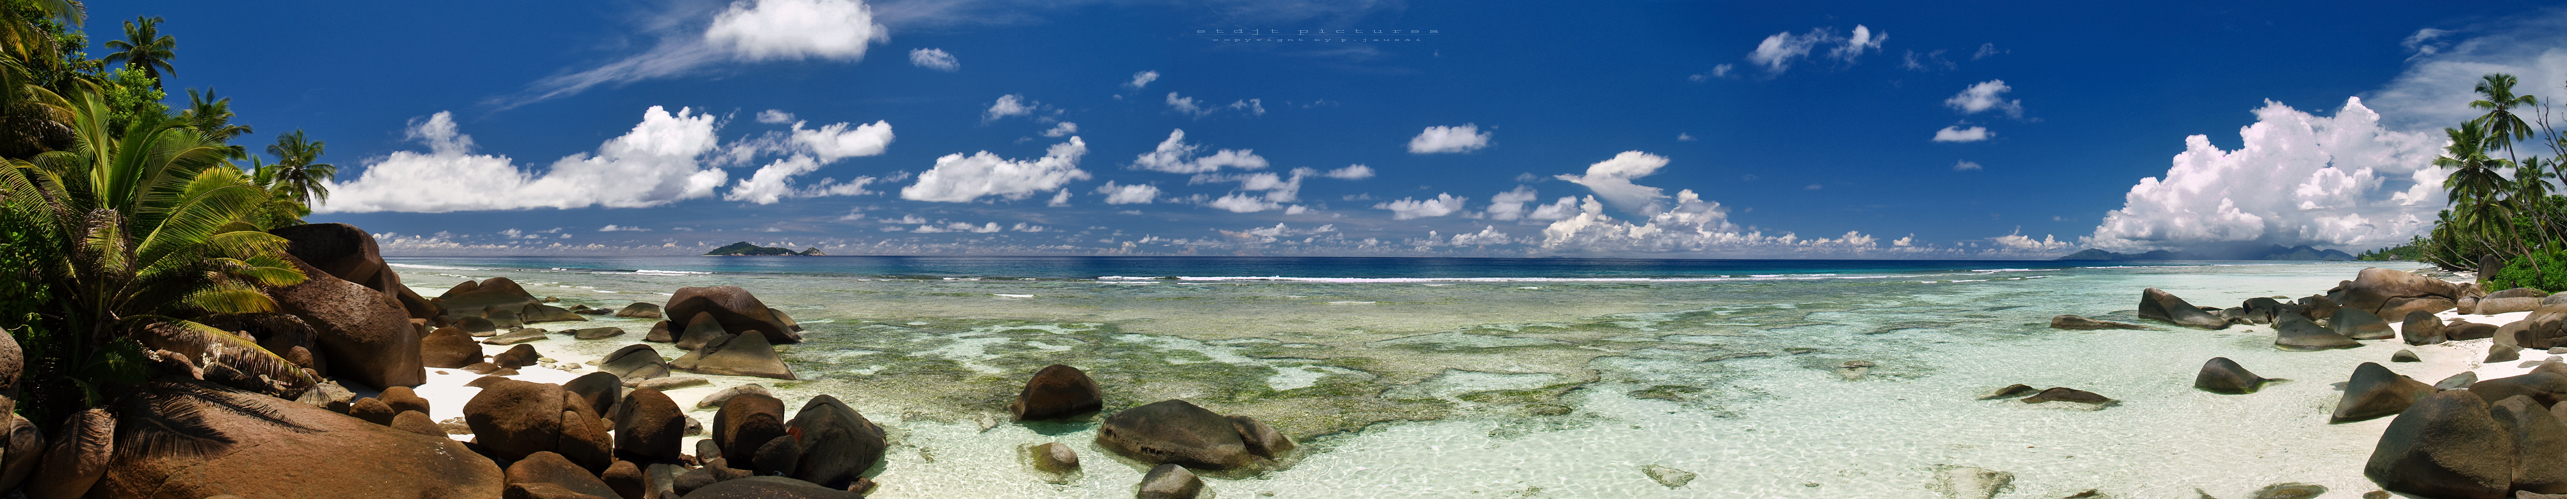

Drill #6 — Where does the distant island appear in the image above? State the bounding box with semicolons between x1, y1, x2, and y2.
2055;244;2354;261
705;241;827;256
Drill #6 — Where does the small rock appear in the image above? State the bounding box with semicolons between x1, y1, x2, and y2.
2050;315;2149;330
2194;357;2279;394
2334;362;2434;423
492;344;541;369
2403;311;2445;345
2246;482;2324;499
696;384;773;410
2021;387;2115;408
616;302;664;319
1641;464;1696;488
2391;349;2421;363
631;377;709;391
483;328;549;345
1931;466;2014;499
571;327;625;340
1137;463;1205;499
1031;442;1079;474
1978;384;2037;400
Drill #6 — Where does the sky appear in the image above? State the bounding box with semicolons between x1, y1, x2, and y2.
79;0;2567;258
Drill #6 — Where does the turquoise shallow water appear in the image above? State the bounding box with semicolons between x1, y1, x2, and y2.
391;257;2415;498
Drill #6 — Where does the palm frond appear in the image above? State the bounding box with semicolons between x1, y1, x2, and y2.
178;283;275;315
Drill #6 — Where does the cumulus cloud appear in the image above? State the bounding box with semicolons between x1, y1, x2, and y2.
1945;80;2024;118
512;0;886;107
1483;186;1541;221
1537;191;1879;255
1376;193;1467;220
1992;230;2071;252
1746;25;1884;73
1323;164;1375;180
2083;98;2445;252
908;48;958;71
1040;122;1078;137
321;108;728;213
1126;70;1160;89
985;94;1034;122
1932;126;1991;143
1554;151;1672;214
1096;182;1159;204
1131;129;1267;173
756;110;795;124
1192;170;1309;213
902;137;1093;202
2368;11;2567;130
1449;226;1514;246
1407;124;1492;154
724;119;894;205
1048;189;1072;207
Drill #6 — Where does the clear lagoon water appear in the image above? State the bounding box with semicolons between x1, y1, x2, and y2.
391;256;2417;498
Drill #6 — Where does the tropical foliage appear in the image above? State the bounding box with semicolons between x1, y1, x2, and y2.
0;4;336;428
2410;72;2567;290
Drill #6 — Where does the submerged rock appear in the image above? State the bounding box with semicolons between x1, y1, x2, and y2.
1098;400;1273;470
2021;387;2115;408
2333;362;2434;423
2275;315;2360;351
1977;384;2038;400
2139;288;2230;329
2365;390;2513;499
2245;483;2325;499
1137;463;1205;499
1931;466;2014;499
2194;357;2278;394
1031;442;1080;474
2050;315;2150;330
1641;464;1696;488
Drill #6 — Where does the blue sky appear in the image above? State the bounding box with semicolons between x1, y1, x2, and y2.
85;0;2567;257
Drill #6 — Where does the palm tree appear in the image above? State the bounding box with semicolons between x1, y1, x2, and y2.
101;15;174;89
0;0;80;157
178;88;249;159
2472;73;2539;163
262;130;333;206
0;83;309;425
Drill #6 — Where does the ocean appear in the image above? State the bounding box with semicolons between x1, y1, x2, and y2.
388;256;2413;498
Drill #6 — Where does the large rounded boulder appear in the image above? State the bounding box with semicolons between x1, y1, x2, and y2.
787;395;889;489
2403;311;2445;345
463;378;613;470
1097;399;1281;471
438;277;540;323
664;286;800;344
2333;362;2435;423
1013;364;1104;420
2138;287;2229;330
2491;395;2567;493
670;332;795;380
421;327;482;369
2365;389;2514;499
2193;357;2276;394
2523;304;2567;350
2275;314;2360;351
2330;307;2394;340
272;256;423;388
91;379;505;498
2336;267;2463;320
713;393;790;466
271;223;439;320
612;388;688;463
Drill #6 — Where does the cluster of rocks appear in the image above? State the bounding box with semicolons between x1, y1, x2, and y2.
2364;366;2567;498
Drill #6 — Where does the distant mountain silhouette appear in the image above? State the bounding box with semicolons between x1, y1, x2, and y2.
2055;244;2353;261
705;241;825;256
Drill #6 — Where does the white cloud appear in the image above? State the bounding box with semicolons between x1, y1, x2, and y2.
1677;133;1697;142
1526;196;1580;220
1450;226;1514;246
1323;164;1375;180
1096;182;1159;204
914;222;1004;234
1484;186;1540;221
1690;64;1736;82
1944;80;2023;118
706;0;888;60
1166;93;1263;118
1407;124;1492;154
2368;11;2567;131
1747;25;1883;73
1554;151;1672;214
1376;193;1467;220
1971;43;2006;60
1932;125;1991;142
724;119;894;204
985;94;1034;122
902;137;1093;202
1126;70;1160;89
1952;160;1983;171
1208;193;1285;213
1131;129;1267;173
908;48;958;71
790;120;894;161
320;108;728;213
756;110;795;124
599;225;651;232
509;0;887;108
1537;190;1879;255
1901;49;1954;71
1192;170;1308;213
2083;98;2445;252
1040;122;1079;137
1048;189;1072;207
1992;230;2070;252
